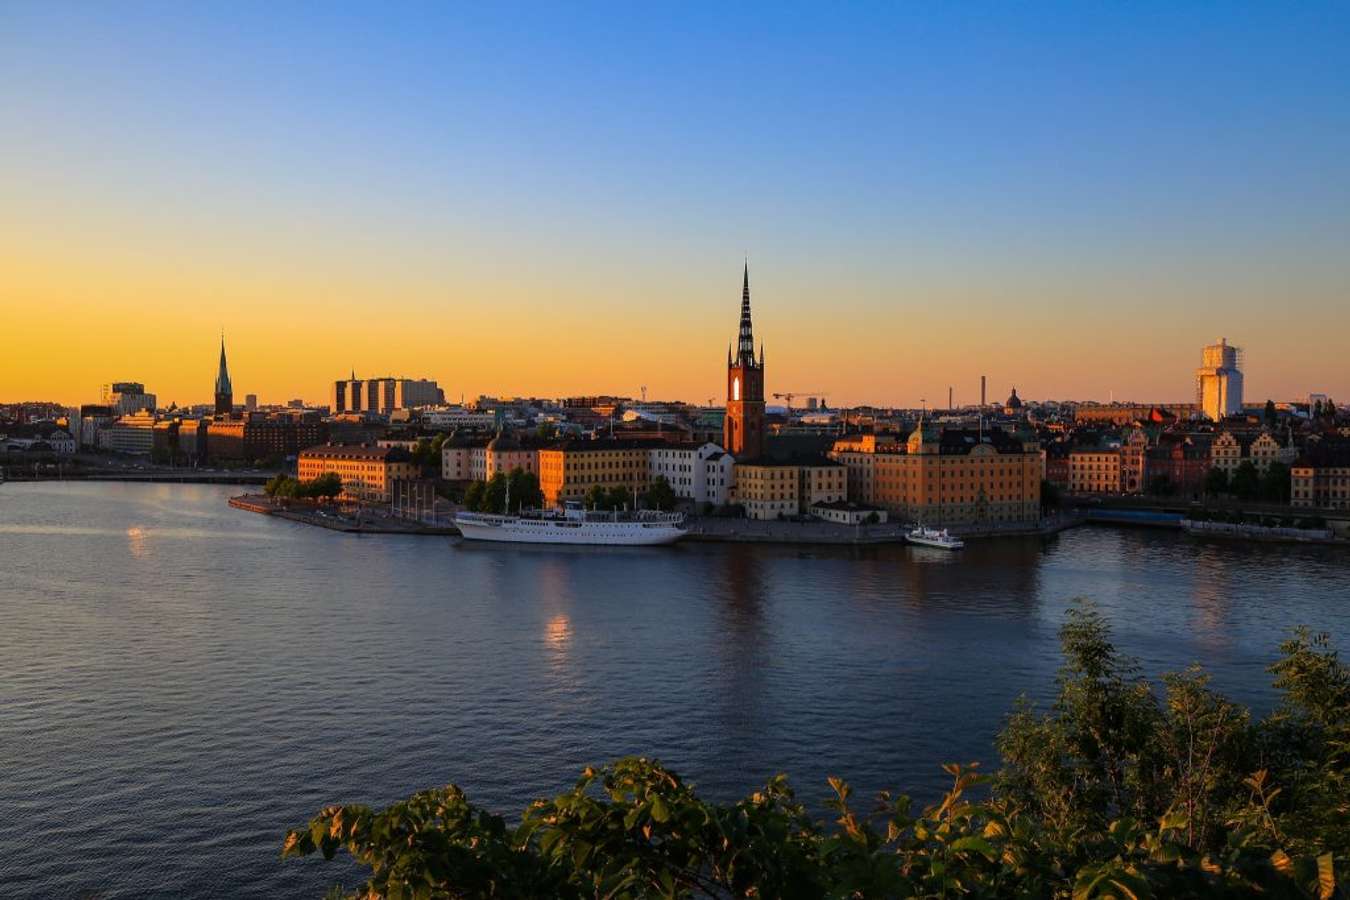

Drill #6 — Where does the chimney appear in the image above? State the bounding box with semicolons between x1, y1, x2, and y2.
948;386;953;410
981;376;987;408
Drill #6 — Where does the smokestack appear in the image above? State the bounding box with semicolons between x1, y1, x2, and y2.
948;386;953;410
981;376;986;408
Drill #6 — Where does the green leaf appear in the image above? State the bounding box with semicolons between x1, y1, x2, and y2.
949;835;997;861
650;796;670;823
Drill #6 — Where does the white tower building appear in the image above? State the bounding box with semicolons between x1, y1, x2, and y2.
1195;337;1244;421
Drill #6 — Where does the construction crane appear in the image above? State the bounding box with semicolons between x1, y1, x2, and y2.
772;391;826;414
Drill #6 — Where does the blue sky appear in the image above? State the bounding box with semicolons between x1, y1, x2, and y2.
3;2;1348;405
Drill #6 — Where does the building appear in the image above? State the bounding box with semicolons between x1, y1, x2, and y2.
332;376;446;414
1146;435;1212;498
297;444;417;502
214;337;234;415
244;394;258;412
537;439;657;506
723;263;766;460
1196;337;1244;422
830;422;1042;525
647;442;735;506
1120;428;1150;494
1250;431;1298;473
1069;446;1122;494
1074;404;1195;426
424;407;497;430
1210;430;1255;479
204;414;328;462
97;411;159;454
100;382;157;416
811;500;888;525
1291;441;1350;509
734;457;847;520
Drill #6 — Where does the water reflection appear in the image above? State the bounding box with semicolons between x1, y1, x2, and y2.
126;526;148;559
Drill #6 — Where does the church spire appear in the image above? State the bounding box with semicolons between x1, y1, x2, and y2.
214;334;234;415
737;260;755;364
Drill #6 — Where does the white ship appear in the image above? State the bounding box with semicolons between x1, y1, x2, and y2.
907;526;964;550
454;502;685;546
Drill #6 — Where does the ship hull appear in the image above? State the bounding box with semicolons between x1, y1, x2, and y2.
454;516;685;546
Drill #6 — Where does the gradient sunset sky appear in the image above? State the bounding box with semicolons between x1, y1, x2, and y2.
3;3;1347;409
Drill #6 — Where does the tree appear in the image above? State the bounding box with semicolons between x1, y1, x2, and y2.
1264;399;1278;427
284;603;1349;899
1231;460;1260;500
1039;479;1060;513
1204;466;1230;497
607;486;633;511
505;467;543;512
1262;461;1292;503
641;476;677;511
583;484;610;510
481;472;508;513
463;480;485;511
308;471;343;500
263;473;291;497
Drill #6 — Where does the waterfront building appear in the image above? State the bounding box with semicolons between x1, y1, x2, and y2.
100;382;157;416
829;422;1042;525
332;376;446;414
297;444;416;502
1196;337;1244;422
1250;430;1298;473
734;457;847;520
723;263;766;460
1069;446;1122;494
537;439;658;506
97;411;159;454
1043;441;1071;491
1145;435;1212;499
1210;430;1255;479
648;442;735;506
214;338;234;415
811;499;888;525
1291;441;1350;509
1121;428;1150;494
204;414;328;462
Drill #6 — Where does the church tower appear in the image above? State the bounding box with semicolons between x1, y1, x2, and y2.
214;336;234;415
724;262;765;459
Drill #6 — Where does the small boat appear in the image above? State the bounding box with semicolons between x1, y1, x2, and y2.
454;501;685;546
907;526;964;550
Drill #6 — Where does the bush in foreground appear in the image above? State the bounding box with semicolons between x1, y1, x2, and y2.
284;604;1346;898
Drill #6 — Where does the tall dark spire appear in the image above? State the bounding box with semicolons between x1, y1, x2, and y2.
215;337;232;396
737;261;755;364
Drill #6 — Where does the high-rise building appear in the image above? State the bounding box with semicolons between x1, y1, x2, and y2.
244;394;258;412
100;382;157;415
214;337;234;415
331;375;445;414
1195;337;1243;421
723;263;765;459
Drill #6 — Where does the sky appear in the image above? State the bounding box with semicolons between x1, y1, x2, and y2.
2;2;1348;409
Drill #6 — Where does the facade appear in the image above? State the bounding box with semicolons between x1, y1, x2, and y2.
723;264;766;460
811;500;888;525
332;377;446;414
647;442;735;506
98;411;159;454
830;423;1042;525
537;439;657;506
424;407;497;429
1146;436;1212;498
1210;430;1253;478
101;382;157;416
1291;441;1350;509
735;458;848;520
1250;431;1298;473
1120;429;1149;494
1069;446;1122;494
1195;337;1244;422
297;445;416;502
204;415;328;461
214;338;234;415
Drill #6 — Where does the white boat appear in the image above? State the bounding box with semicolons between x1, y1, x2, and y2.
454;502;685;546
907;526;964;550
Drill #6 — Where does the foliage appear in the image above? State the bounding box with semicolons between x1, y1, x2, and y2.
285;603;1347;898
1204;466;1229;497
585;485;636;511
264;472;343;500
462;469;544;513
1263;462;1293;504
641;476;678;511
1231;460;1261;500
1039;479;1060;513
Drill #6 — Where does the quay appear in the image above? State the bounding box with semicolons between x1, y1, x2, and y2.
228;494;458;535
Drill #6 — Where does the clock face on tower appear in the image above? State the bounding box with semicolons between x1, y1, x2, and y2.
733;376;740;401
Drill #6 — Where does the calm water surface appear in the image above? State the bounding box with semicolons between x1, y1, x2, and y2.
1;482;1346;897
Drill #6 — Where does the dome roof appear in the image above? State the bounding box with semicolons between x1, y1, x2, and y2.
1006;387;1023;408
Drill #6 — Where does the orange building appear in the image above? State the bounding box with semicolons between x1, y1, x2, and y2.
723;264;766;460
297;444;416;502
734;458;847;520
537;439;657;506
830;422;1041;525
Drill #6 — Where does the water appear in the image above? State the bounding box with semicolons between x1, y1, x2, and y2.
1;482;1346;897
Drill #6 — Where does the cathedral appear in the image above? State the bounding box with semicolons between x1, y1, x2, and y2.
724;263;765;460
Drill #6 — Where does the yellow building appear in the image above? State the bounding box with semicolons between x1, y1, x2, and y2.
830;422;1041;525
538;439;656;506
1068;447;1122;494
1291;443;1350;509
297;444;417;503
734;458;847;520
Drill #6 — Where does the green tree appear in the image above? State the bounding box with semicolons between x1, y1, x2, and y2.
641;475;677;511
462;480;485;511
1262;461;1292;503
1231;460;1261;500
583;484;610;510
607;486;633;511
308;471;343;500
505;467;543;512
1265;399;1279;427
481;473;508;513
1204;466;1230;497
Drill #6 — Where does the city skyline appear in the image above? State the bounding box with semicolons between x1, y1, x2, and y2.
4;3;1349;407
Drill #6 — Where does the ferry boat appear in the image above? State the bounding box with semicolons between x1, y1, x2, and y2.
454;501;686;546
906;526;964;550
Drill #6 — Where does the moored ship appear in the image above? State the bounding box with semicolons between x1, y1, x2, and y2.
906;526;964;550
454;501;685;546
